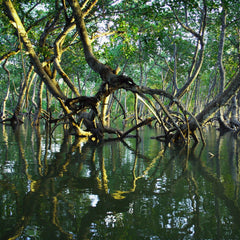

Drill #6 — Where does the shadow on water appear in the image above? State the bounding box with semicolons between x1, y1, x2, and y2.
0;123;240;239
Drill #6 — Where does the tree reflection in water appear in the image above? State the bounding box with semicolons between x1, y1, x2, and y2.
0;123;240;239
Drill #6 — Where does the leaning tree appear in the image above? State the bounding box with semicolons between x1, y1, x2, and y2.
1;0;240;144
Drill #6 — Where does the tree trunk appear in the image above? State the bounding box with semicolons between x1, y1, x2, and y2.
230;96;240;128
217;5;227;125
53;22;81;97
101;95;110;127
3;0;66;100
67;0;126;86
1;59;11;120
195;71;240;125
172;1;207;100
13;65;34;118
26;71;37;115
33;81;44;126
172;43;178;95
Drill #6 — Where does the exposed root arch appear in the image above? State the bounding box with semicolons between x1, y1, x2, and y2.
135;93;168;133
63;79;206;144
128;86;205;144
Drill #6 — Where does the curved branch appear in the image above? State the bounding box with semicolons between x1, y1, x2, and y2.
0;48;20;64
172;0;207;100
82;0;98;17
136;93;168;133
67;0;115;82
53;22;80;96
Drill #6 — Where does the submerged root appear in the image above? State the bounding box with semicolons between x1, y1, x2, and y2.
52;80;207;144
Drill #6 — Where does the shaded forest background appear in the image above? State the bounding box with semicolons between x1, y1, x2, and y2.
0;0;240;143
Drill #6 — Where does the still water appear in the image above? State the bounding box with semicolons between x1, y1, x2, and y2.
0;123;240;239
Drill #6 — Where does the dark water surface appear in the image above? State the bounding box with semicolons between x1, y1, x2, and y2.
0;123;240;239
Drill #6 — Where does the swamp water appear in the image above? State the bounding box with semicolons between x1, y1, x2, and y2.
0;123;240;239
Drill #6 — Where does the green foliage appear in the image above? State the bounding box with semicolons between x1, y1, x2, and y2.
0;0;240;116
